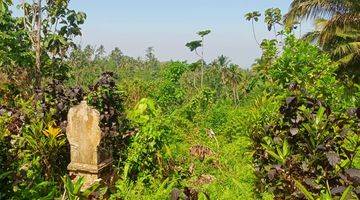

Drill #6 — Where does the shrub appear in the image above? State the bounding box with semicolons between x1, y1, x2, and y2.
253;91;360;199
269;35;343;107
151;62;188;110
124;98;172;180
0;72;129;199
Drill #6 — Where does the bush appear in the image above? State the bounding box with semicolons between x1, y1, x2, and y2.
151;61;188;110
253;91;360;199
0;73;129;199
269;35;343;107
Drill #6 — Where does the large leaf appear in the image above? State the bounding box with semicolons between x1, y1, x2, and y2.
325;151;340;167
294;180;315;200
197;30;211;37
340;186;352;200
185;40;202;52
0;171;12;180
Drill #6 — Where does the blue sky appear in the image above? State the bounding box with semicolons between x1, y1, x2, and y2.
14;1;312;68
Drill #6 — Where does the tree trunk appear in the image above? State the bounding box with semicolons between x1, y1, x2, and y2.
201;37;204;88
232;81;239;105
252;20;260;45
193;73;196;88
273;25;277;40
35;0;42;89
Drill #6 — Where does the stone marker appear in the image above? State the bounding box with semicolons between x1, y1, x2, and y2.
66;101;112;187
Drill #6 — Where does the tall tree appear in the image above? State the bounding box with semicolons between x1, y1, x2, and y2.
0;0;32;89
186;29;211;88
145;47;156;62
20;0;86;88
109;47;123;67
83;45;95;63
95;45;106;61
265;8;282;39
223;64;242;104
245;11;261;45
216;55;231;85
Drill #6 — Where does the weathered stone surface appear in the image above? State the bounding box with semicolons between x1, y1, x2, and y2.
66;101;112;187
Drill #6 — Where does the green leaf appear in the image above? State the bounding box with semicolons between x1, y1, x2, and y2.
282;139;290;157
0;1;4;14
73;176;85;195
82;181;100;198
294;180;315;200
64;175;74;193
186;40;202;52
197;30;211;37
261;143;284;163
0;171;12;180
315;107;325;126
340;186;352;200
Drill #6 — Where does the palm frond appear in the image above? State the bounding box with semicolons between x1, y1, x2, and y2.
284;0;350;27
285;0;360;68
336;52;356;65
333;41;360;57
302;31;320;43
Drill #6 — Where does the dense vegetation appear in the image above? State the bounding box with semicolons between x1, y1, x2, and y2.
0;0;359;199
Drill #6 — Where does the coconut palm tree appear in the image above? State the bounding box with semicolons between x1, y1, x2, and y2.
245;11;261;45
227;64;242;104
265;8;282;39
284;0;360;72
216;55;231;85
220;62;242;104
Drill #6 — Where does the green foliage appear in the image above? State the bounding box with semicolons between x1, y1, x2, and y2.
62;175;101;200
124;98;171;180
152;62;188;110
0;0;12;14
285;0;360;73
269;35;343;106
253;39;278;75
245;11;261;22
253;92;360;199
1;2;360;199
0;3;33;92
264;8;282;32
186;40;202;52
0;98;61;199
197;30;211;37
17;0;87;86
110;176;176;200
